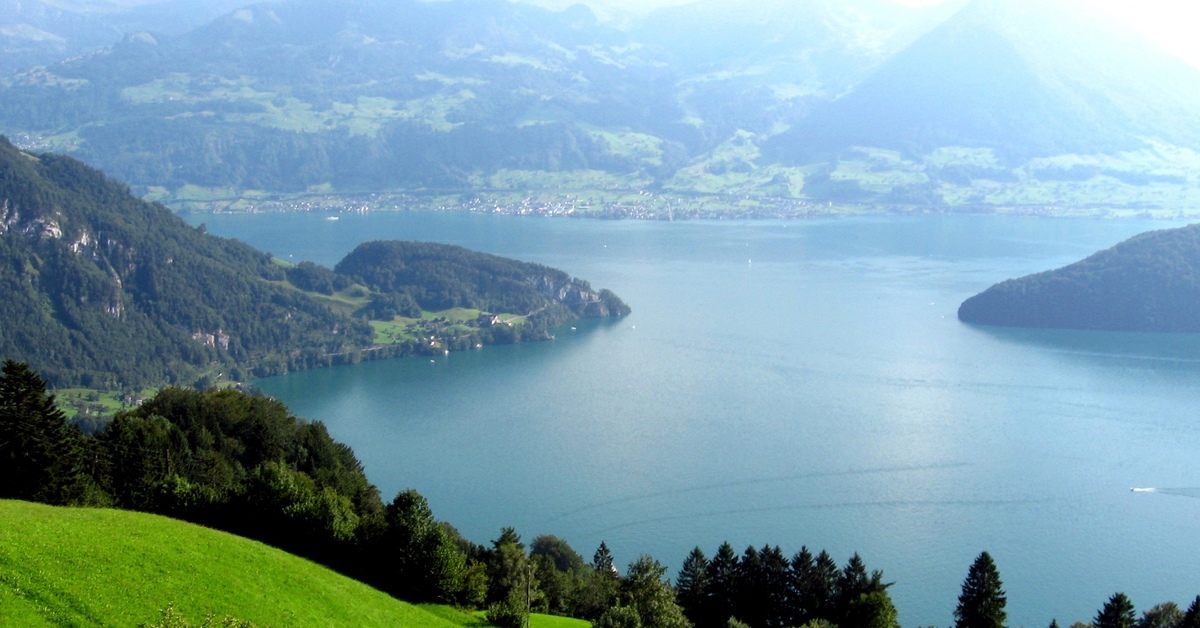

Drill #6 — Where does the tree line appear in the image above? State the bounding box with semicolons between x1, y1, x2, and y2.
2;358;1198;628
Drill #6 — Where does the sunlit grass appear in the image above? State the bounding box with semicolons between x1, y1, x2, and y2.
0;500;467;627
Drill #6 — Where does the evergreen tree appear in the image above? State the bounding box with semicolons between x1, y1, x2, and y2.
1096;593;1137;628
788;546;818;626
1182;596;1200;628
705;542;740;627
0;359;87;504
577;541;620;621
677;547;710;624
954;551;1007;628
811;551;840;622
595;541;616;573
734;545;764;627
759;545;791;628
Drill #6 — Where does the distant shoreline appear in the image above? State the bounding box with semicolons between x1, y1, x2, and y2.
157;188;1199;221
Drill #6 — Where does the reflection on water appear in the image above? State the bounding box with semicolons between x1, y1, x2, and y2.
966;323;1200;368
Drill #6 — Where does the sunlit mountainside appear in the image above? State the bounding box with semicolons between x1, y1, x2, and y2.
2;0;1199;216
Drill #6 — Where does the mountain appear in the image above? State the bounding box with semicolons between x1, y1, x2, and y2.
1;0;690;194
0;0;246;74
0;136;628;389
2;0;1199;214
633;0;960;142
0;134;376;387
958;223;1200;332
765;0;1200;162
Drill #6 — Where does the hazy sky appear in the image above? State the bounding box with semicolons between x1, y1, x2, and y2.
546;0;1200;68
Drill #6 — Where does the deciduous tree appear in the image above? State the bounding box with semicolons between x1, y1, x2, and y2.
621;555;691;628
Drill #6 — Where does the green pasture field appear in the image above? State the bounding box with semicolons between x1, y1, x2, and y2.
0;500;469;627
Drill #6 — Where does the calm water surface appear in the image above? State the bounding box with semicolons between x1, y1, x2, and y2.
193;212;1200;627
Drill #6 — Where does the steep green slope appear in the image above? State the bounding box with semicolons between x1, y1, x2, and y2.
0;135;374;388
0;499;466;627
958;223;1200;332
0;137;629;389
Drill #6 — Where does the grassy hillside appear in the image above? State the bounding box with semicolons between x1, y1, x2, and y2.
0;500;593;627
0;499;467;627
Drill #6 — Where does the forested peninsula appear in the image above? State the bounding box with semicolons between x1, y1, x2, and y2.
0;136;628;389
958;223;1200;332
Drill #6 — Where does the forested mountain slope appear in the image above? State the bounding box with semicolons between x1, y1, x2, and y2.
0;135;372;387
958;223;1200;332
0;137;628;389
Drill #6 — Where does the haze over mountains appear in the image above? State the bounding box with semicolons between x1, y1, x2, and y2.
2;0;1199;214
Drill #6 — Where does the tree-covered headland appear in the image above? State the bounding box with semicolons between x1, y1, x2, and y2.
0;136;628;392
959;223;1200;333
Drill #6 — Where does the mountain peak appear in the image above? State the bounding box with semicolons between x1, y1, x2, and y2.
765;0;1200;162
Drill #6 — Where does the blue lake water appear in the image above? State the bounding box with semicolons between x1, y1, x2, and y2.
192;212;1200;627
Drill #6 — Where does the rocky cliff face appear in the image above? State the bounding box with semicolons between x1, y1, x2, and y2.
535;274;630;318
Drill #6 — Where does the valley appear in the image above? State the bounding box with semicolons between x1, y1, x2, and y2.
5;0;1200;626
6;0;1200;218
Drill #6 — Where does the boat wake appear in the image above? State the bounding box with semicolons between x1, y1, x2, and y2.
1131;487;1200;498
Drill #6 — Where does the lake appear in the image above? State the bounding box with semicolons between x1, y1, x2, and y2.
192;211;1200;627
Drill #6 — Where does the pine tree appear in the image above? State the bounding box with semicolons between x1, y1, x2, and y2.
788;546;818;626
0;359;86;504
1182;596;1200;628
594;541;616;573
759;545;791;628
677;547;710;624
954;551;1007;628
1095;593;1137;628
734;545;764;627
836;553;888;623
578;542;620;620
811;550;840;622
705;542;740;627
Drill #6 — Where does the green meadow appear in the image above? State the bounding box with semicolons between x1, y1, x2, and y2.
0;500;592;627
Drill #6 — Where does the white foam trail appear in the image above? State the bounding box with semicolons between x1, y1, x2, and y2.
1131;487;1158;493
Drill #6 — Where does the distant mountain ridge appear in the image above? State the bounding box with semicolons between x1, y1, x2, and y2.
2;0;1199;214
767;0;1200;162
958;223;1200;332
0;0;246;73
